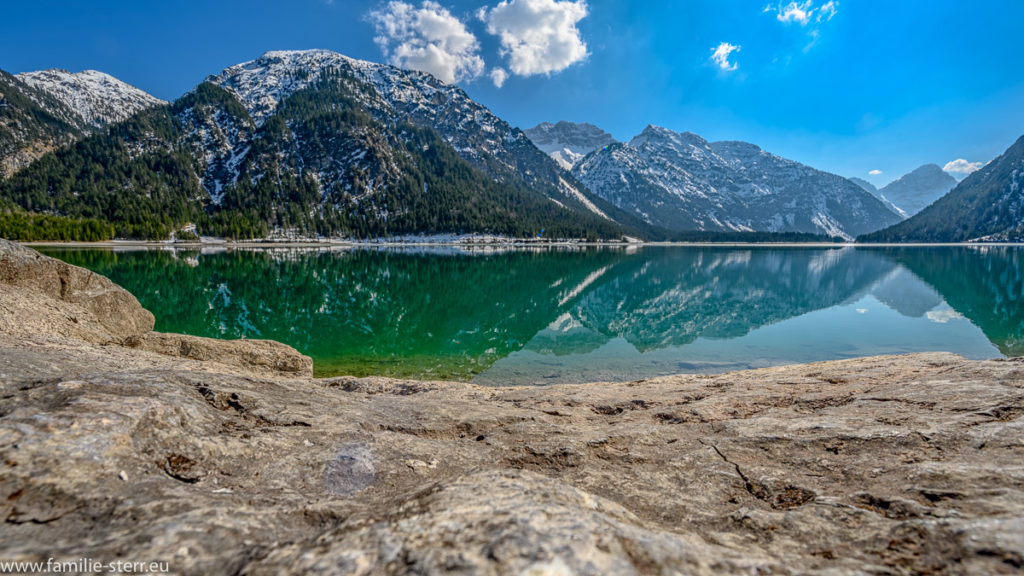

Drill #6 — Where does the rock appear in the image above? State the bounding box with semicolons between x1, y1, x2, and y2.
0;239;154;343
128;332;313;378
0;242;1022;574
0;240;312;377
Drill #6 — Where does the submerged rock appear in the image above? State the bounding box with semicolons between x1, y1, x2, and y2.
0;241;1022;574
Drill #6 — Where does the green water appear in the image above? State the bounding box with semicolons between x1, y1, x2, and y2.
39;245;1023;384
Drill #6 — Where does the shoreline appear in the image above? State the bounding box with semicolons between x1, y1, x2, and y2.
21;239;1024;249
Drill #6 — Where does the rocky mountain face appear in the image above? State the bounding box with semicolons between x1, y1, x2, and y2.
875;163;958;216
573;125;903;239
1;50;632;240
3;240;1023;575
15;69;165;129
861;136;1024;242
0;71;84;178
523;121;617;170
0;69;162;178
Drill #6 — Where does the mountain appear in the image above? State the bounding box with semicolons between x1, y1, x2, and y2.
0;68;162;178
875;164;957;217
523;121;617;170
572;125;903;239
1;50;632;240
860;136;1024;242
0;70;84;178
849;176;907;218
849;177;877;193
15;69;165;130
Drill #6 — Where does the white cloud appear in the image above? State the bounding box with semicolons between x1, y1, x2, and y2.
766;1;839;27
368;1;484;84
869;169;883;176
710;42;741;71
480;0;589;77
776;1;814;24
816;0;838;22
490;67;509;87
943;158;984;175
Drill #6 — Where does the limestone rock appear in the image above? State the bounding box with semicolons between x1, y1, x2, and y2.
0;239;154;342
129;332;313;377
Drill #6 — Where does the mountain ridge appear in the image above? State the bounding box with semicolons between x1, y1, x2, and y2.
571;123;902;239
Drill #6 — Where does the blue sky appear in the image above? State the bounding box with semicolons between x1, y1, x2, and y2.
2;0;1022;186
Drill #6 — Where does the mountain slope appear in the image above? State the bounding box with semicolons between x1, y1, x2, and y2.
1;68;163;179
1;52;631;240
573;125;902;239
875;164;957;216
849;177;877;193
15;69;165;129
860;136;1024;242
208;51;628;225
523;121;617;170
0;70;86;177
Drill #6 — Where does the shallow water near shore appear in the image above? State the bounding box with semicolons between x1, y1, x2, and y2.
39;245;1023;384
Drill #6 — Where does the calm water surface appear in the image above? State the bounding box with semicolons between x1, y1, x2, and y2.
40;245;1024;384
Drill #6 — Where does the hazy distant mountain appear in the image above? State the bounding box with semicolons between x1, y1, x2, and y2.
876;164;957;216
572;125;903;239
849;177;877;193
860;136;1024;242
523;121;617;170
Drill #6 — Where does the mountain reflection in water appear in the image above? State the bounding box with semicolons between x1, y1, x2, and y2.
40;245;1020;384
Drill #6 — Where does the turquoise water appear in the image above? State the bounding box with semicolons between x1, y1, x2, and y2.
40;245;1023;384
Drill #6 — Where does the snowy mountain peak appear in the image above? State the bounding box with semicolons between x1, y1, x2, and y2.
523;121;617;170
210;49;453;127
630;126;709;152
574;125;903;239
15;68;164;129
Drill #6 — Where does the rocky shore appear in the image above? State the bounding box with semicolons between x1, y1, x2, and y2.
1;239;1022;575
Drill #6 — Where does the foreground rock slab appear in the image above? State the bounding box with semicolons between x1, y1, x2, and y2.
1;241;1022;575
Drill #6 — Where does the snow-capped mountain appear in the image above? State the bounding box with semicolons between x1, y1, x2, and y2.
874;164;957;217
2;50;632;239
862;135;1024;242
523;121;617;170
1;67;163;178
205;50;617;221
573;125;903;239
1;70;83;177
15;69;164;129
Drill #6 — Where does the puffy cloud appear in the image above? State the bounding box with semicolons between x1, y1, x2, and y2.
710;42;741;71
869;169;883;176
368;1;484;84
776;1;813;24
766;1;839;26
943;158;984;175
489;67;509;87
480;0;589;77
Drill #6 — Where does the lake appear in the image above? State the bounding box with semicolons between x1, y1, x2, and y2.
39;245;1023;384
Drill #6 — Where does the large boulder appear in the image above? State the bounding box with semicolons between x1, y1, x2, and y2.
0;239;154;343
